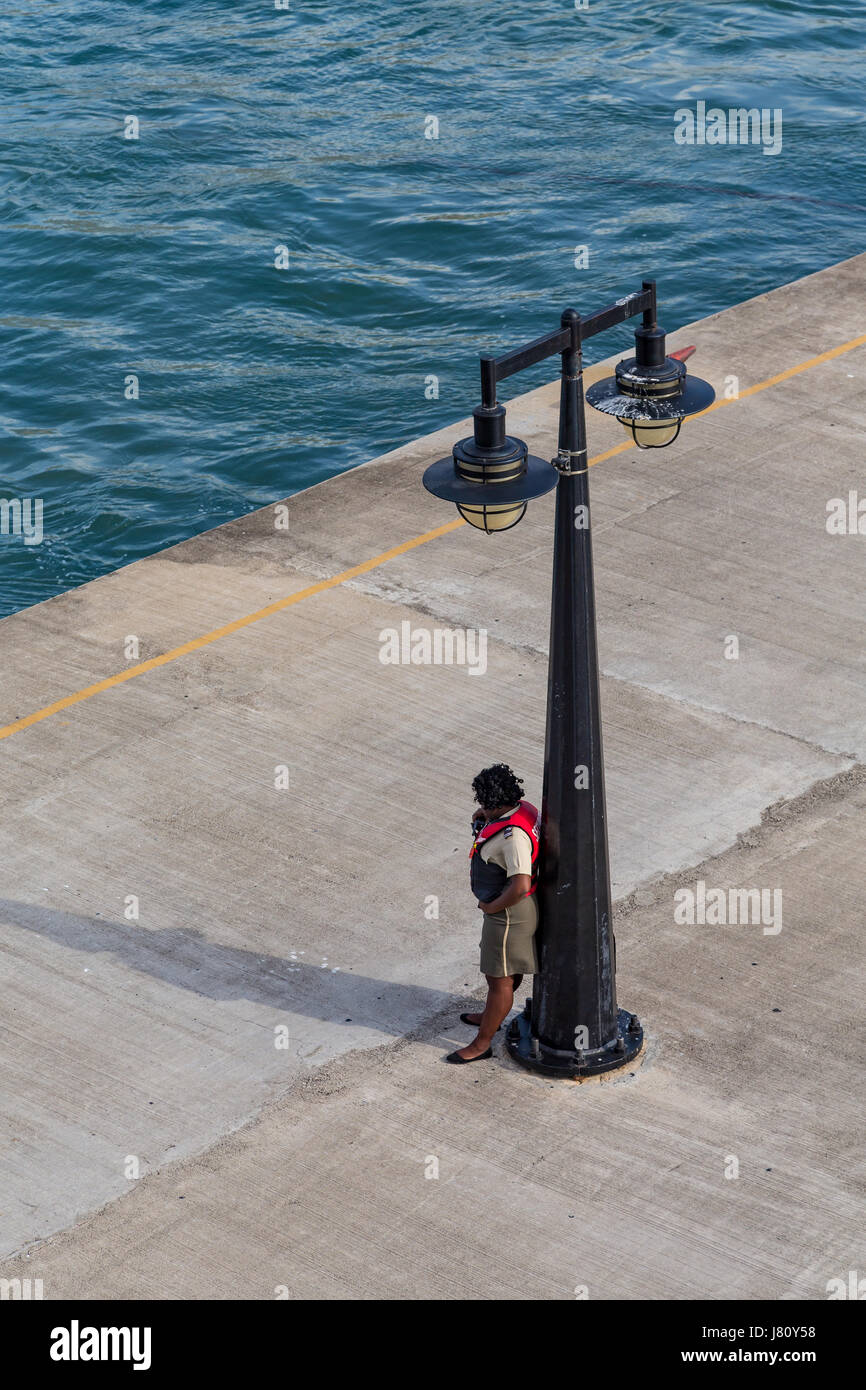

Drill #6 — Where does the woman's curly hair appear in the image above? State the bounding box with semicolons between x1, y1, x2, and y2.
472;763;525;812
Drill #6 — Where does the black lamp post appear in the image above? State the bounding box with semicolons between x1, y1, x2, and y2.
423;280;714;1078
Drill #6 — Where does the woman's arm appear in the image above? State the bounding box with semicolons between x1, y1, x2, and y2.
479;874;532;914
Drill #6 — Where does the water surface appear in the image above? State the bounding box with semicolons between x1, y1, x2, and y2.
1;0;863;613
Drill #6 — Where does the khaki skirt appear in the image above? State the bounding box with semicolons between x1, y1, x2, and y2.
479;893;539;977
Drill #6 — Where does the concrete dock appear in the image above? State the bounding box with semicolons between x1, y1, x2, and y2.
0;255;864;1300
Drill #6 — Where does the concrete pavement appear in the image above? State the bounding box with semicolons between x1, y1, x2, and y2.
0;254;864;1298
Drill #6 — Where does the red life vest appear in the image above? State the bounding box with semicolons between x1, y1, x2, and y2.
470;800;541;896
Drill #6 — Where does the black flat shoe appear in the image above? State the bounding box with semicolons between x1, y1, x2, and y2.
445;1047;493;1064
459;1013;501;1030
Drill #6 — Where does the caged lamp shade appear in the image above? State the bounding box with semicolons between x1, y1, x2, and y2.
422;403;557;533
586;324;715;448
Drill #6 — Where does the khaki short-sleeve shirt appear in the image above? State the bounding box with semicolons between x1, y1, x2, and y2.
479;809;534;878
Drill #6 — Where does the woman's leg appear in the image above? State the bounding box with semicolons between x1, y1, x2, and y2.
455;974;517;1059
462;971;523;1026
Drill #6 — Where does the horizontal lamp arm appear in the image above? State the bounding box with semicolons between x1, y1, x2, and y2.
580;287;655;340
480;327;570;405
478;282;657;406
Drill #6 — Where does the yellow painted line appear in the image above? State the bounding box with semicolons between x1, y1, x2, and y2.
588;438;635;467
718;332;866;401
0;518;464;741
1;331;864;744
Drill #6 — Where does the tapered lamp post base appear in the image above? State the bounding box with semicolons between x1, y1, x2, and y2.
505;1001;644;1078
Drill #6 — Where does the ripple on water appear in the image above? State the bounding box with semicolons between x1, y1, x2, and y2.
0;0;863;613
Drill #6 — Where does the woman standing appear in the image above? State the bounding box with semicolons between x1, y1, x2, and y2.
446;763;541;1064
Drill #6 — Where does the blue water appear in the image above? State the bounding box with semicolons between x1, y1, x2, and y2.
1;0;864;615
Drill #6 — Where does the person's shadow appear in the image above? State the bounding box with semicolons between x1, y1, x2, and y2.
0;897;462;1043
